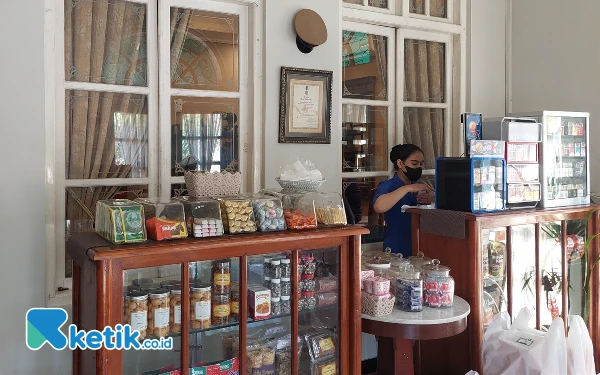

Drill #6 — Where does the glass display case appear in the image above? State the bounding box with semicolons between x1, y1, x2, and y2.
341;104;388;172
510;111;590;208
67;226;366;375
435;157;506;213
409;206;599;374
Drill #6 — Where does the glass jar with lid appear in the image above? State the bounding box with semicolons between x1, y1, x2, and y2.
365;256;391;277
211;259;231;294
124;291;148;340
421;259;454;308
389;253;411;271
408;251;433;270
173;196;223;238
395;265;423;312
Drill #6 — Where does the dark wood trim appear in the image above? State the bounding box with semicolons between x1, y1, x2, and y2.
350;235;363;374
239;255;248;373
535;223;541;330
588;210;600;372
96;260;109;375
87;228;369;261
339;241;349;375
506;226;513;317
291;250;299;375
181;262;190;374
72;263;80;375
468;220;482;373
109;260;122;375
561;220;568;332
361;317;468;340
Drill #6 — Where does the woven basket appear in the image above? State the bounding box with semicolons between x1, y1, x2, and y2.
184;171;242;197
361;294;395;317
275;178;325;191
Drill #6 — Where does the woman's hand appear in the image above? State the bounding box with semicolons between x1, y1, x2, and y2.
417;190;434;204
408;183;432;193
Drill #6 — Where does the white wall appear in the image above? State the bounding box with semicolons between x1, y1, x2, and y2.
0;0;70;374
467;0;506;118
263;0;342;193
510;0;600;192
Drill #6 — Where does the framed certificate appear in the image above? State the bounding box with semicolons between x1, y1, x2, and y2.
279;67;332;144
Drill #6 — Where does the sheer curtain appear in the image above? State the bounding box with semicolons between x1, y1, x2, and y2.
403;38;445;169
182;113;222;172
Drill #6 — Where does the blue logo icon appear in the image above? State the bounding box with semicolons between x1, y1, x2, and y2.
26;308;69;350
26;308;173;351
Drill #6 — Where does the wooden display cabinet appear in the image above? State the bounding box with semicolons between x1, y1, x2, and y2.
409;206;600;374
67;226;368;375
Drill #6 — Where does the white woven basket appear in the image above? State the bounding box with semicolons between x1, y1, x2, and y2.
184;171;242;197
361;294;395;317
275;178;325;191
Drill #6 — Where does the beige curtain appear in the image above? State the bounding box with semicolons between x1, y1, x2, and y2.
64;0;148;276
170;8;193;83
403;39;445;169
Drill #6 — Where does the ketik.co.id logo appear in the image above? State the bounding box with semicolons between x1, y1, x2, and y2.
26;308;172;350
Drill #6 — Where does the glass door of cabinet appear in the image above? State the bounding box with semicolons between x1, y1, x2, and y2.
542;113;590;207
298;248;340;375
244;253;293;375
482;228;508;330
188;258;240;373
122;265;183;375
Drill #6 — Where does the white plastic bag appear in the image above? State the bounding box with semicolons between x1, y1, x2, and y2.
482;308;567;375
567;315;596;375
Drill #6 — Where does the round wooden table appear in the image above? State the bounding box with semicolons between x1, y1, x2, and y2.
362;296;470;375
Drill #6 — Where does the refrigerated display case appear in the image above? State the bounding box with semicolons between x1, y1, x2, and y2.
435;157;506;213
510;111;590;208
67;226;367;375
408;206;600;374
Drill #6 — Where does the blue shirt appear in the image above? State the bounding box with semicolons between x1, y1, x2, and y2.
373;174;418;258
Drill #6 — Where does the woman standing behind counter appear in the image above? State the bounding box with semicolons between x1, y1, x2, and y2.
373;144;434;257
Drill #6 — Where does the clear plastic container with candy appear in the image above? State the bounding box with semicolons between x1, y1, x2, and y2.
134;198;187;241
314;192;347;226
217;196;257;234
95;199;147;244
252;196;286;232
174;196;223;238
281;192;317;230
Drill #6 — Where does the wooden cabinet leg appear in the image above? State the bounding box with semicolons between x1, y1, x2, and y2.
376;336;415;375
393;338;415;375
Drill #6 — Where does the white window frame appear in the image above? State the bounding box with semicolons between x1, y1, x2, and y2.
44;0;263;307
342;0;467;178
159;0;249;197
341;22;396;180
343;0;396;15
397;29;453;173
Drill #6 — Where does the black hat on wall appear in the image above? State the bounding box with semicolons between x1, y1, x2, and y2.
294;9;328;54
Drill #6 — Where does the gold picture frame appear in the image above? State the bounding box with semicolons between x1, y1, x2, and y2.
278;67;332;144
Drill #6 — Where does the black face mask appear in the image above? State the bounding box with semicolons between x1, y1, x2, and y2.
403;166;422;182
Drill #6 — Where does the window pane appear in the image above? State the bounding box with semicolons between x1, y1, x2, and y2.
66;90;149;179
368;0;389;8
171;97;239;176
404;39;445;103
170;8;239;91
342;31;388;100
342;104;388;172
343;0;363;4
430;0;447;18
65;185;148;277
343;177;388;225
410;0;425;14
403;107;444;170
65;0;147;86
